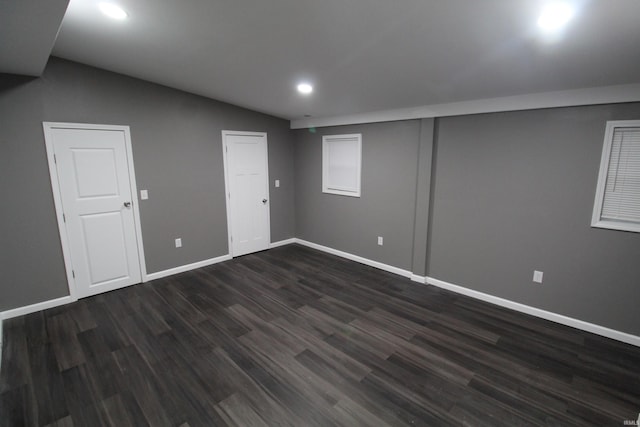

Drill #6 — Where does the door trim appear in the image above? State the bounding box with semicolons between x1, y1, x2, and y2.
42;122;147;300
221;130;270;257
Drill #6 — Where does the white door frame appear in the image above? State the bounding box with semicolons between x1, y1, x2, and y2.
221;130;270;257
43;122;147;301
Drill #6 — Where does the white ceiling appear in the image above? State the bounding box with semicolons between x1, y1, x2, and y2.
7;0;640;124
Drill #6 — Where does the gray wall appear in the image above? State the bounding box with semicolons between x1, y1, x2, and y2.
294;121;422;271
2;56;639;338
293;103;640;336
429;104;640;336
0;57;295;311
411;118;435;276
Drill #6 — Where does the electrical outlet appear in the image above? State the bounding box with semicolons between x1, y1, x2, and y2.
533;270;543;283
175;238;182;248
377;236;383;246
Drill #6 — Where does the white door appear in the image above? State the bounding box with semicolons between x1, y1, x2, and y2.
44;123;144;298
222;131;270;257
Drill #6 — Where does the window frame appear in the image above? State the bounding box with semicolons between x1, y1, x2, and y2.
591;120;640;233
322;133;362;198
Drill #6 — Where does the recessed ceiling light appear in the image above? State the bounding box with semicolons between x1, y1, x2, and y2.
99;2;128;20
297;83;313;95
537;3;574;31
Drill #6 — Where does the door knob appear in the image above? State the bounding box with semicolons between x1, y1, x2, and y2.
124;201;132;208
262;199;268;204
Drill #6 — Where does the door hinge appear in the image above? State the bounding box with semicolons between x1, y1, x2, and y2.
230;235;233;242
63;213;66;223
53;154;57;164
72;270;75;278
226;146;228;153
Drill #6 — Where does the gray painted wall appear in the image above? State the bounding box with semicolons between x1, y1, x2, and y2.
411;118;434;276
0;57;295;311
2;56;638;338
294;121;421;271
429;104;640;336
293;103;640;336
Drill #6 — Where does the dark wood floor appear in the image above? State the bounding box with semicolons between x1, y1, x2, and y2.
2;244;639;426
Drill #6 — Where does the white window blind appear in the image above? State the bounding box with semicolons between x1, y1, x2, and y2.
322;134;361;197
592;121;640;233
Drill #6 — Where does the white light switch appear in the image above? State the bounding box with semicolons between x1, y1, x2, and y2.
140;190;149;200
175;238;182;248
377;236;383;246
275;180;280;188
533;270;543;283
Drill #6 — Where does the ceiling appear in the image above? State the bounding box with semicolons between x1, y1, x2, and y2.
0;0;69;76
3;0;640;124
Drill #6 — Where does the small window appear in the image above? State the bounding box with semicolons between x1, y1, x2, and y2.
322;134;362;197
591;120;640;233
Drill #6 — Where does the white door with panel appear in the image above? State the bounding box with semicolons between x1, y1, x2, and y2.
223;131;270;257
45;123;143;298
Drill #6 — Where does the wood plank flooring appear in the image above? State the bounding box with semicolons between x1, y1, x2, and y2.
1;244;639;426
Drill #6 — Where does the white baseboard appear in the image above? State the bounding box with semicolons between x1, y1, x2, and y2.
425;276;640;348
1;238;638;348
274;239;640;347
270;238;297;249
411;274;426;284
294;238;413;278
145;254;232;281
1;295;77;320
0;255;232;322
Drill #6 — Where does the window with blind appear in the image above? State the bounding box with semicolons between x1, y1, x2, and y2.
322;134;362;197
591;120;640;233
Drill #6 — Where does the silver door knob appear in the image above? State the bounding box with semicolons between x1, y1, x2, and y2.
124;201;132;208
262;199;268;204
